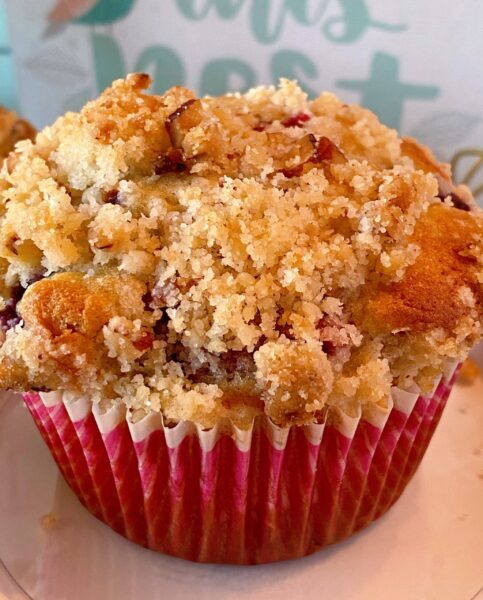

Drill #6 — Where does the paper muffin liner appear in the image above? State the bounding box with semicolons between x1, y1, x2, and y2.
22;363;459;564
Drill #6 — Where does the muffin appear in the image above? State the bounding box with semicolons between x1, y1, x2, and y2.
1;74;481;563
0;106;36;163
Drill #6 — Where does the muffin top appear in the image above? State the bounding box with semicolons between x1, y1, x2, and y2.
0;106;36;164
0;74;481;427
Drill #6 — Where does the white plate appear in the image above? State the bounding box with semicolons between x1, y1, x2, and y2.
1;352;482;600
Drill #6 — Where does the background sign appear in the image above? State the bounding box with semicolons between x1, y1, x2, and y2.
1;0;482;201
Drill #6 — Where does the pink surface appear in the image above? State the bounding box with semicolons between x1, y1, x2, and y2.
22;374;457;565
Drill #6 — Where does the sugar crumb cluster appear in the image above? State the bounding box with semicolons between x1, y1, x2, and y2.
0;74;481;427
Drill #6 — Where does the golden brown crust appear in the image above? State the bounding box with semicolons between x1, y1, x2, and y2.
0;75;481;426
0;355;30;391
401;136;451;181
0;271;149;392
353;204;483;334
255;339;334;424
0;107;36;162
19;272;140;337
77;74;197;182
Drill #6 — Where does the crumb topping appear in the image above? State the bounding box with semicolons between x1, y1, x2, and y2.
0;107;36;164
0;75;481;427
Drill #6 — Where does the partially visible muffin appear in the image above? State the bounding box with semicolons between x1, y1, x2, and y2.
457;357;481;384
0;75;481;428
0;106;36;163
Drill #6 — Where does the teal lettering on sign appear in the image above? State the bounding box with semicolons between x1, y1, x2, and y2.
201;58;256;95
174;0;406;44
251;0;329;44
270;50;318;97
136;46;186;93
337;51;440;128
88;37;439;134
176;0;245;20
74;0;136;25
323;0;406;43
91;32;126;92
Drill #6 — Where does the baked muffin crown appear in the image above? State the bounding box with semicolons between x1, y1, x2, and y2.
0;74;481;427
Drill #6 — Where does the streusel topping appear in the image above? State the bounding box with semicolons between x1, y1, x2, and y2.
0;74;481;427
0;106;36;163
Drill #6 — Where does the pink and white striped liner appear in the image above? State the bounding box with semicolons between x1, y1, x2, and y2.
22;363;459;564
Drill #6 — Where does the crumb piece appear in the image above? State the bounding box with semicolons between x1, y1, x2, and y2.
457;358;481;385
40;512;59;530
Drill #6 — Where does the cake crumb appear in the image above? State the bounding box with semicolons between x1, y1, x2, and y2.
40;512;59;530
457;358;481;385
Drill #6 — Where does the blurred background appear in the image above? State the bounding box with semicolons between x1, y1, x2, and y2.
0;0;17;109
1;0;482;202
